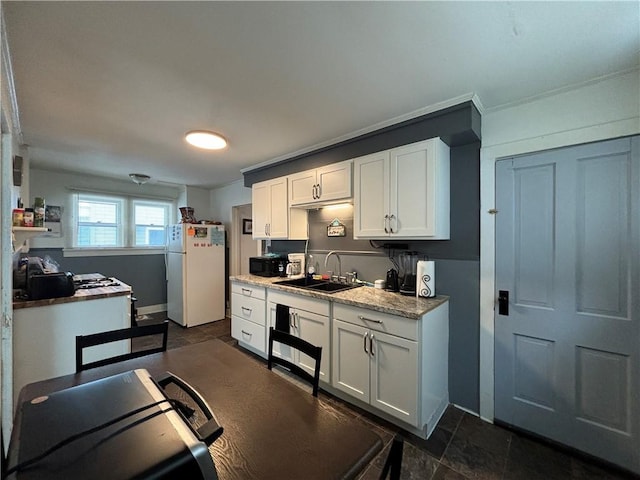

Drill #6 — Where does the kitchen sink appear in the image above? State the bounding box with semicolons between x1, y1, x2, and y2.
274;277;360;294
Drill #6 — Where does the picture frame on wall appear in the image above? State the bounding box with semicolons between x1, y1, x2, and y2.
242;219;252;235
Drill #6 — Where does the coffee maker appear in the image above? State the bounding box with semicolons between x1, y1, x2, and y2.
398;252;419;296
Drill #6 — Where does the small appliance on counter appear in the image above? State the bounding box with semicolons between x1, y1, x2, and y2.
286;253;305;278
385;268;399;292
249;255;287;277
14;256;76;301
398;251;419;296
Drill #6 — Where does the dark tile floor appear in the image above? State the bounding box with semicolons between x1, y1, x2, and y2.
135;313;639;480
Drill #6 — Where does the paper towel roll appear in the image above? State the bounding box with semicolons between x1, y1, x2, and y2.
416;260;435;298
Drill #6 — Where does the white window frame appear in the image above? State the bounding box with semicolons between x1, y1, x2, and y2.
68;192;174;256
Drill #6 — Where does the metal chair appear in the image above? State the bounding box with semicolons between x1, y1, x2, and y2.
75;321;169;373
267;327;322;397
379;434;404;480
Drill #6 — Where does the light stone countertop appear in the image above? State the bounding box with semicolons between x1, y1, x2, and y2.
230;274;448;320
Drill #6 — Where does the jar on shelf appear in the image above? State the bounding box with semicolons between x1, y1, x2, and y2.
23;208;34;227
12;208;24;227
33;197;45;227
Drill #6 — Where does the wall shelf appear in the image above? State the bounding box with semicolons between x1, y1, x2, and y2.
12;227;49;253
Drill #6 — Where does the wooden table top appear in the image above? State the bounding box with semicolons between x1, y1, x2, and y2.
9;339;382;480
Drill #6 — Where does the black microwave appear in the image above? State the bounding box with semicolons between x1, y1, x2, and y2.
249;256;285;277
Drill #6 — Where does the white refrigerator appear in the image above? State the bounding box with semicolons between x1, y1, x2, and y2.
166;224;225;327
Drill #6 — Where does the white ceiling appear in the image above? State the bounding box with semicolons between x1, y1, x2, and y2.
3;1;638;189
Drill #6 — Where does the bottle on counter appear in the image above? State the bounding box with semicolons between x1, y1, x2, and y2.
33;197;45;227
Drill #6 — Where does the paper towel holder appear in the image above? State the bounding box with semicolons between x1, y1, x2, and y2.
417;260;435;298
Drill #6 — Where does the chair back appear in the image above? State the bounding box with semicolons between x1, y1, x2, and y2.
267;327;322;397
76;321;169;372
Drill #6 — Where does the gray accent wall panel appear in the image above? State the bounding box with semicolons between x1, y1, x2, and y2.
436;259;480;413
28;249;166;308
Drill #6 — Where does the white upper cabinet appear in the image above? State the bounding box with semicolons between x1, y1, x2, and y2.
353;137;450;239
289;160;352;207
252;176;307;240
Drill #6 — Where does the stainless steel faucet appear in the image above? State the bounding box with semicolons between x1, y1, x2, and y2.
324;251;341;281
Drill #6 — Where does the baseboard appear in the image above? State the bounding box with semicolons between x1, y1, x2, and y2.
137;303;167;315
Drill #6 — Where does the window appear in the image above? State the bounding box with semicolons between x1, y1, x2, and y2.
74;193;173;249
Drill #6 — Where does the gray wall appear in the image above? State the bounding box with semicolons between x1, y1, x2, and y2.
28;249;166;308
259;103;481;413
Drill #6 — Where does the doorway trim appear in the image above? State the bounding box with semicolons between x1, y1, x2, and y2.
479;123;639;422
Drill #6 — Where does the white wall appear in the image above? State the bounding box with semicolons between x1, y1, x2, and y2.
181;185;212;222
479;69;640;421
29;168;180;249
210;179;252;228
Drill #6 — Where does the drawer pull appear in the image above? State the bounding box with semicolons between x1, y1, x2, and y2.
241;306;252;315
358;315;383;325
363;332;368;353
241;330;252;337
241;288;252;296
369;334;375;356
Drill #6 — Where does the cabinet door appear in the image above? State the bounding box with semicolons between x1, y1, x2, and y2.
289;169;317;206
332;319;370;403
268;177;289;239
389;138;449;238
295;309;330;382
316;160;352;203
353;151;389;238
369;330;419;426
252;180;270;239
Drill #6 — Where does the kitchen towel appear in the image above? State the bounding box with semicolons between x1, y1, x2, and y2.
275;304;290;333
416;261;435;298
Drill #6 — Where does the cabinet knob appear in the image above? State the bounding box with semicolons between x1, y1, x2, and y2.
363;332;368;353
369;334;375;356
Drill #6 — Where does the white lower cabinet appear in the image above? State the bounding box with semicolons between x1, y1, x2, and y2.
231;280;449;439
332;302;448;439
332;319;419;427
267;290;330;383
231;282;267;356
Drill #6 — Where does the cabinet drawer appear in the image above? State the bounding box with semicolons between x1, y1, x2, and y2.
231;282;266;300
231;293;266;325
232;316;266;354
267;289;330;316
333;303;418;341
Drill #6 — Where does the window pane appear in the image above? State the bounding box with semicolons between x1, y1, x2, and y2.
79;201;117;223
135;205;166;226
135;226;166;246
134;203;168;246
78;225;118;246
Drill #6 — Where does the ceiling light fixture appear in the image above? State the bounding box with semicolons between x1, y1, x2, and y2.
185;130;227;150
129;173;151;185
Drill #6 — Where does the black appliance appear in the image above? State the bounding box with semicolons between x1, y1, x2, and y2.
14;257;76;301
28;272;75;300
7;369;222;479
249;255;286;277
385;268;399;292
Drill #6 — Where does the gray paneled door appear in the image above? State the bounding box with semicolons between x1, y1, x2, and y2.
495;136;639;474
